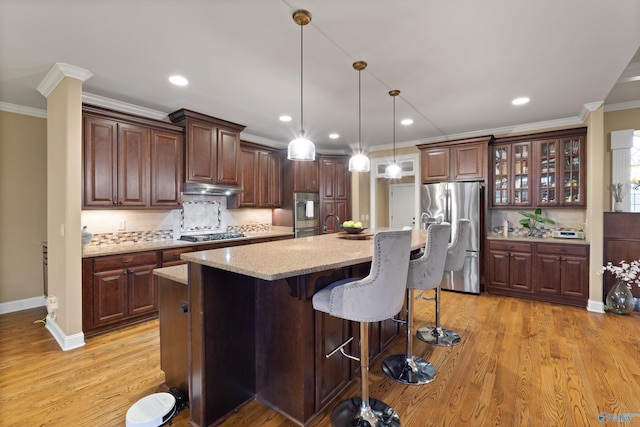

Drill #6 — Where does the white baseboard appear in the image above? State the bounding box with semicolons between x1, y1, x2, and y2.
0;295;46;315
587;299;605;313
45;314;85;351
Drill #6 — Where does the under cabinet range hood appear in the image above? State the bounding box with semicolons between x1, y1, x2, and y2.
182;182;243;196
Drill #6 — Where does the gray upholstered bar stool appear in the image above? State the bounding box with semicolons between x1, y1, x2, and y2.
312;229;412;427
417;218;471;347
381;223;450;385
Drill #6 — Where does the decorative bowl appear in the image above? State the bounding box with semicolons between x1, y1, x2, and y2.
342;226;367;234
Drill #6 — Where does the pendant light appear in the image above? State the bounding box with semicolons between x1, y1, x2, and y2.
287;10;316;161
348;61;370;172
384;90;402;179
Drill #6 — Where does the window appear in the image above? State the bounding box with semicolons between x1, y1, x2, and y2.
630;133;640;212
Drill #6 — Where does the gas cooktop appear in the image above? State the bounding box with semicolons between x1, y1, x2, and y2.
179;232;246;242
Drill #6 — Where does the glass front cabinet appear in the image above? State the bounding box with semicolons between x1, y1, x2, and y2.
490;128;586;208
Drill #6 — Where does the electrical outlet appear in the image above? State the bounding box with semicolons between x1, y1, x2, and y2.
46;295;58;312
117;220;126;231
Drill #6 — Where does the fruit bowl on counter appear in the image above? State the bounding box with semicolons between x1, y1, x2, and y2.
341;220;366;234
342;226;368;234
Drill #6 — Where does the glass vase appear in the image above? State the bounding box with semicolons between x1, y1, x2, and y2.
606;279;635;315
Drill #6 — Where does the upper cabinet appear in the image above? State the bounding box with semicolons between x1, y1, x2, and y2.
293;160;319;193
237;141;281;208
417;136;491;183
83;105;184;209
168;109;245;187
490;127;586;208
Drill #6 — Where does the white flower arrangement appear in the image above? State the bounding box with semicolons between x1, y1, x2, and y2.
599;260;640;288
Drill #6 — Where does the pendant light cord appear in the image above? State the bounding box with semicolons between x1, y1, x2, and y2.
358;69;362;152
300;22;304;135
392;95;396;162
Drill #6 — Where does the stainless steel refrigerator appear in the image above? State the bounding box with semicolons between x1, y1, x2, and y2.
420;181;481;294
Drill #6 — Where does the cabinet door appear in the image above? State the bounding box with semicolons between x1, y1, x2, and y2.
561;255;588;298
534;254;561;295
510;251;532;291
511;142;531;206
320;157;338;199
94;269;127;326
258;152;281;207
83;117;118;207
491;145;510;206
314;311;351;410
186;120;217;183
535;138;558;206
294;160;319;193
216;128;240;185
421;147;450;183
150;130;183;208
118;123;150;207
558;135;585;207
487;250;511;289
452;144;483;180
239;147;258;207
128;264;158;316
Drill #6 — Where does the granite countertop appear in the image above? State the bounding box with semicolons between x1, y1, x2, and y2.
154;264;188;284
82;229;294;258
487;235;589;245
181;228;428;281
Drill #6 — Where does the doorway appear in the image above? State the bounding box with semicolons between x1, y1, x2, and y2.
389;184;416;228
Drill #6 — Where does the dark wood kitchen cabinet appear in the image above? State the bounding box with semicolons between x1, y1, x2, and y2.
158;275;189;393
169;109;246;187
293;159;319;193
604;212;640;299
534;243;588;306
237;142;281;208
486;239;589;307
486;240;533;293
319;155;351;233
82;105;184;209
82;251;160;336
417;136;490;183
490;127;586;208
150;130;184;208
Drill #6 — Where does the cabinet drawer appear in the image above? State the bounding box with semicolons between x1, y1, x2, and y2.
488;240;532;253
93;251;158;271
536;243;588;257
162;247;195;263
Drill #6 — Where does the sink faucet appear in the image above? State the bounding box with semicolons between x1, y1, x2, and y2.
323;213;341;233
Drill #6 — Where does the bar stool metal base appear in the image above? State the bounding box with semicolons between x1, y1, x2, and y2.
382;354;436;385
416;326;461;347
331;397;401;427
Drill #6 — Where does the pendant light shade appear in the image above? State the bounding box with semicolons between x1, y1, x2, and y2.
288;10;315;161
348;61;370;172
385;90;402;179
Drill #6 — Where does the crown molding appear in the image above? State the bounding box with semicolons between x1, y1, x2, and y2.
82;93;168;120
0;101;47;118
37;63;93;98
617;61;640;83
605;100;640;112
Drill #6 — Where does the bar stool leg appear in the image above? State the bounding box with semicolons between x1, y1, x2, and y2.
331;322;401;427
416;286;461;347
382;289;436;385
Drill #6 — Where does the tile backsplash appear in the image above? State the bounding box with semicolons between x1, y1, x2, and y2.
488;208;586;237
81;194;276;246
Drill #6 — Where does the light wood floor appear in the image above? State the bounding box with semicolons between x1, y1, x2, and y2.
1;292;639;426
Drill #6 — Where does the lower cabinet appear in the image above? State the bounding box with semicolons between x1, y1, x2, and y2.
158;275;189;393
486;239;589;306
82;251;160;336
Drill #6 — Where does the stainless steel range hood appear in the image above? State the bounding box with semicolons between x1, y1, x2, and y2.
182;182;243;196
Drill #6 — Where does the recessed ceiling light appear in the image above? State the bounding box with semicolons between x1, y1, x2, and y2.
512;97;530;105
279;115;292;122
401;119;413;125
169;75;188;86
329;133;339;139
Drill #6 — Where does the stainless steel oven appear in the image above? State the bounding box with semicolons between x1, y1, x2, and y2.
294;193;319;237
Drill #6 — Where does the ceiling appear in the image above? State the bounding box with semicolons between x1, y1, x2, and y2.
1;0;639;154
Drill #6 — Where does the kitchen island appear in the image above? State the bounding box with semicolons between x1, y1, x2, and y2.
180;229;427;426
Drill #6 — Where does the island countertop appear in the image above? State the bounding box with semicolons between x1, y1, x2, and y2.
181;228;427;281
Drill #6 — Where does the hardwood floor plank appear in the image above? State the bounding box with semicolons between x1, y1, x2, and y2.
1;293;639;426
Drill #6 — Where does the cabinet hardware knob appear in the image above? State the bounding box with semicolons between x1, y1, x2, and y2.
180;303;189;313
